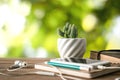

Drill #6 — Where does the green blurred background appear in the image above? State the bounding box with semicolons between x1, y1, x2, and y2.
0;0;120;58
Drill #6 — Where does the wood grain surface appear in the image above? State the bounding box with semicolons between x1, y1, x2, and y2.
0;58;120;80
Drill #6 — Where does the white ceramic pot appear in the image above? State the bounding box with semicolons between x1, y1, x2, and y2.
57;38;86;58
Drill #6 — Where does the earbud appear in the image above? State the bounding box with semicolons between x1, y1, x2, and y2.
14;60;27;67
7;60;28;71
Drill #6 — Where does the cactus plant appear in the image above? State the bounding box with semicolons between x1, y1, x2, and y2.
58;23;78;38
57;22;86;58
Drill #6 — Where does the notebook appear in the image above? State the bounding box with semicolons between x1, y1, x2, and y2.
35;63;120;78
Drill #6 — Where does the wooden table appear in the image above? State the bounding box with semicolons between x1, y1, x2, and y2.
0;58;120;80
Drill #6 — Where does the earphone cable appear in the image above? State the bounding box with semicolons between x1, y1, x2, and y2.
97;65;120;70
7;66;23;71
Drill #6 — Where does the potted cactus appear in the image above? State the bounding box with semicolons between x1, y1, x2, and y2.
57;23;86;58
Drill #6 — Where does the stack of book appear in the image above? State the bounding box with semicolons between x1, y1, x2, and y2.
34;61;120;79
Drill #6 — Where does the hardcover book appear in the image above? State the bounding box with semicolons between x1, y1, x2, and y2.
90;50;120;63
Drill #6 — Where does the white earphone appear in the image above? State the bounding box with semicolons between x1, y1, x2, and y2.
7;60;28;71
14;60;27;67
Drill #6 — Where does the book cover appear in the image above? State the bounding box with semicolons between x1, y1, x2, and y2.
34;63;119;78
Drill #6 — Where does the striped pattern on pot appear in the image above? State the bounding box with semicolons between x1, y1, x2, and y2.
58;38;86;58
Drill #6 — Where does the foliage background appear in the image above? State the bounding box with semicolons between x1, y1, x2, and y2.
0;0;120;58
